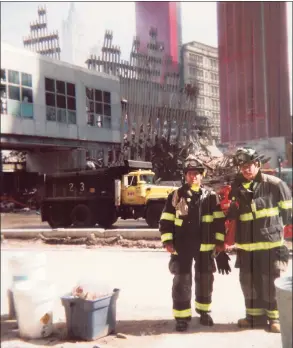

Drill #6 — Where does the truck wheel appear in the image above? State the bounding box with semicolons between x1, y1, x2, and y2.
70;204;95;228
47;209;67;229
145;202;165;228
97;206;117;229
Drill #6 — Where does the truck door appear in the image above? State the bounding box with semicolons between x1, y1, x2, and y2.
122;175;138;204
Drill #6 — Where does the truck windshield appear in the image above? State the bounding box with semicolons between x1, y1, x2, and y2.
140;175;154;184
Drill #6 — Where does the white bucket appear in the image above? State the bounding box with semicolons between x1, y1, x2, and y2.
275;276;292;348
8;252;47;284
8;252;47;319
13;280;55;339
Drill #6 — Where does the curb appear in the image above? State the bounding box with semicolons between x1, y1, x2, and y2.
1;228;160;240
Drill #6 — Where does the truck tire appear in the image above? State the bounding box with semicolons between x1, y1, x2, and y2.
145;202;165;228
70;204;95;228
97;205;117;229
47;205;70;229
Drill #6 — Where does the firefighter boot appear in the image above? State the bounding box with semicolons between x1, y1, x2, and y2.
175;319;189;332
237;316;267;328
269;320;281;333
200;313;214;326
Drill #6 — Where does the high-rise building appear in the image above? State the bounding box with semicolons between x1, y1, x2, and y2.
181;42;220;143
135;2;182;64
217;2;291;143
61;3;86;67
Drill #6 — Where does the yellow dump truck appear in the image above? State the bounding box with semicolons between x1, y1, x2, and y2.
41;160;176;229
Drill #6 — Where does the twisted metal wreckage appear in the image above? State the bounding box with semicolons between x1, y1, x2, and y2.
85;29;237;186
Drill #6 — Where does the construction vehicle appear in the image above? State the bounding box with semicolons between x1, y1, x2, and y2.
40;160;176;229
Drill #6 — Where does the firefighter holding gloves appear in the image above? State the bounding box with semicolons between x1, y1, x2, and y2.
228;147;292;333
159;155;231;332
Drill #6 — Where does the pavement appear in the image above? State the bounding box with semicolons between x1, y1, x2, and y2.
1;244;292;348
1;211;149;230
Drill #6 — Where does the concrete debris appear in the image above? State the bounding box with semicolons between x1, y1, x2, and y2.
39;233;163;249
116;333;127;339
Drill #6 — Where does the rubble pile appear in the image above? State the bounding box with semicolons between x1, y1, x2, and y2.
39;233;162;249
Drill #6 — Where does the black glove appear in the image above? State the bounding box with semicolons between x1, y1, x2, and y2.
215;252;231;275
276;245;290;263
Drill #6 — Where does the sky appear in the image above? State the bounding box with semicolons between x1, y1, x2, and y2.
1;1;292;109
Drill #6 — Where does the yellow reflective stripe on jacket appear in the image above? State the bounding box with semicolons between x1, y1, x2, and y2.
246;308;265;316
202;215;214;223
278;199;292;210
215;233;225;241
235;240;283;252
173;308;192;318
200;244;215;252
174;218;183;227
265;207;279;217
240;212;253;221
240;207;279;221
213;211;225;219
195;301;211;312
265;309;279;319
160;212;175;221
161;233;173;243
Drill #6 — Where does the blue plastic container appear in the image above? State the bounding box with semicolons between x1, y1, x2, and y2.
61;288;120;341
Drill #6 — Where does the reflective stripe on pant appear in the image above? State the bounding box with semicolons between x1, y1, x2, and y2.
169;254;214;319
237;248;282;320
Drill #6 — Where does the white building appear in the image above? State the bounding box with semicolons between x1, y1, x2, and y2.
181;41;220;143
1;42;122;172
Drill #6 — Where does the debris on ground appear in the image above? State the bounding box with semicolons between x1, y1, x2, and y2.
39;233;163;249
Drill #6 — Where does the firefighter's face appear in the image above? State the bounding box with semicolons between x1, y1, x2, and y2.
240;161;260;180
185;170;202;185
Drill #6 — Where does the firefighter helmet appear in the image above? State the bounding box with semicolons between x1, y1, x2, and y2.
233;147;270;166
183;155;205;174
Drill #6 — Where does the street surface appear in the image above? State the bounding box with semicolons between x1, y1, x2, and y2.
1;211;149;230
1;241;292;348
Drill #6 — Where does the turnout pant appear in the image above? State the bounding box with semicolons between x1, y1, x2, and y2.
169;253;215;320
236;248;287;321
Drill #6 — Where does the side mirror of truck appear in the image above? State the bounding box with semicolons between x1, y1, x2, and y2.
155;178;162;185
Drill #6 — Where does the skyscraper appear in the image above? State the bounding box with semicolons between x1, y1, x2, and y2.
217;2;291;143
135;2;182;64
61;3;87;67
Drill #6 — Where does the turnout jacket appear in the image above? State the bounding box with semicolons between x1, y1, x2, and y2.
229;171;292;252
159;184;226;257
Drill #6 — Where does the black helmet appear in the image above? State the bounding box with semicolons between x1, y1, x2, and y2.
233;147;270;166
183;155;205;174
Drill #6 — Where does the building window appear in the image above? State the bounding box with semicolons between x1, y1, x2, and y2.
198;83;204;92
211;86;219;95
86;87;112;128
197;97;204;107
1;68;34;118
212;99;219;108
210;59;217;68
45;77;76;124
211;73;219;81
196;69;203;78
189;66;196;76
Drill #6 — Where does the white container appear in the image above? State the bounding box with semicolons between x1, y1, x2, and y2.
275;276;292;348
8;252;47;284
13;280;56;339
8;252;47;319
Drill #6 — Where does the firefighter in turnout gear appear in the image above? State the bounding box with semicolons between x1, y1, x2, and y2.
229;147;292;333
159;155;230;332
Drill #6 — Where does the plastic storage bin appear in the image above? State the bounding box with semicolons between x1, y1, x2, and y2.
61;288;120;341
